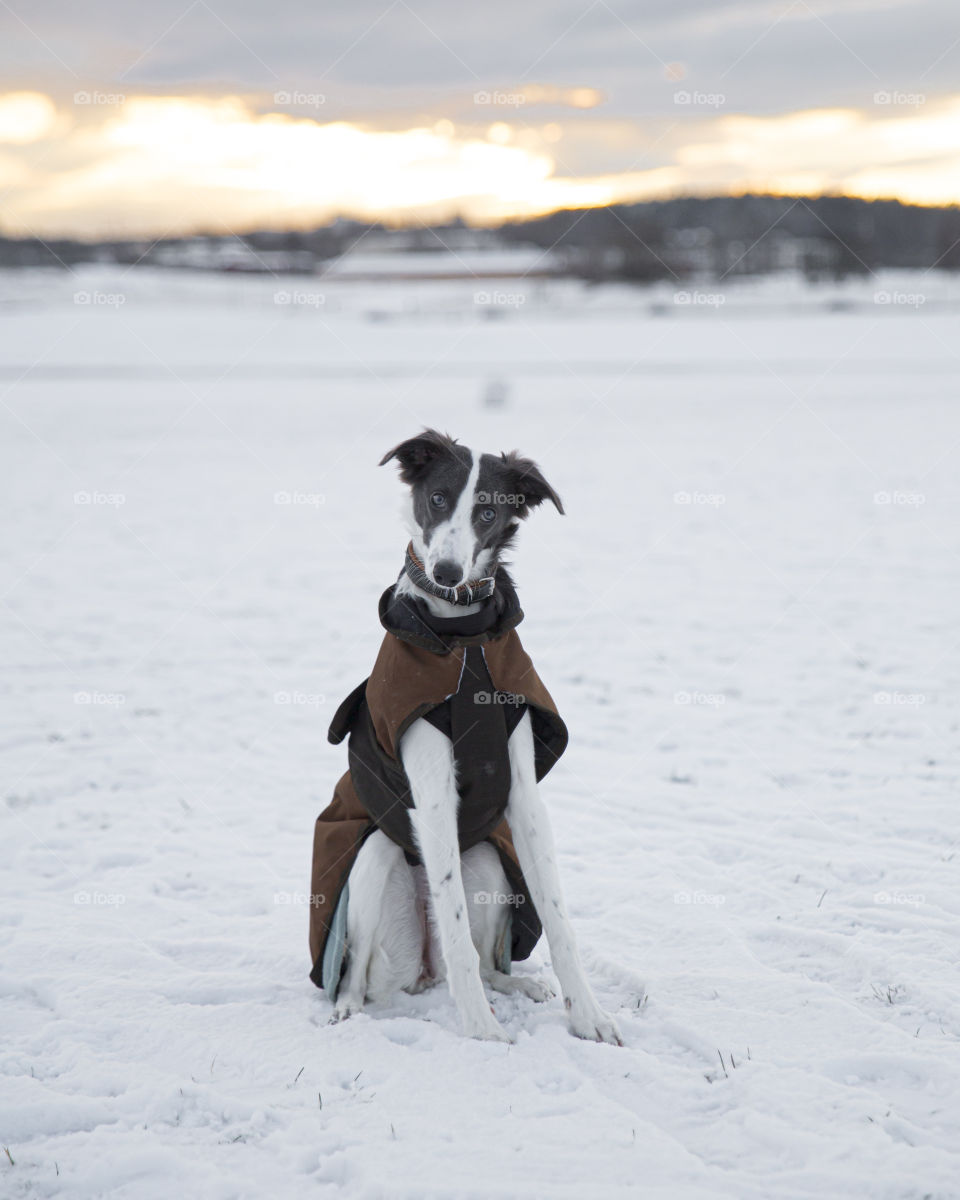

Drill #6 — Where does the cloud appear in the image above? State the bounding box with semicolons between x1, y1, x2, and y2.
1;90;958;238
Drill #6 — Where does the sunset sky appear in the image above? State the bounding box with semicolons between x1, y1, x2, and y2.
1;0;958;237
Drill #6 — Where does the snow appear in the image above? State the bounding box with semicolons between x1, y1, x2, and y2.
2;264;959;1199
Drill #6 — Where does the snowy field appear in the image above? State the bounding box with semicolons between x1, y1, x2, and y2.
2;264;960;1199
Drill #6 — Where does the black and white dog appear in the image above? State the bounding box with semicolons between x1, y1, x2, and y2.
333;430;621;1045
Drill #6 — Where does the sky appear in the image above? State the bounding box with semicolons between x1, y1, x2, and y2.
1;0;959;237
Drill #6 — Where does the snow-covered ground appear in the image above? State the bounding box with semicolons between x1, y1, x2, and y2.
2;265;959;1199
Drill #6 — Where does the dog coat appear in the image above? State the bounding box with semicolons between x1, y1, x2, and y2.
308;572;568;989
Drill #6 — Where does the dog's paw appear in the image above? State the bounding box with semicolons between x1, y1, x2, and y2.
461;1011;513;1043
329;995;364;1025
565;997;623;1046
514;976;554;1003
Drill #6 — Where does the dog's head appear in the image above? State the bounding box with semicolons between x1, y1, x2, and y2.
379;429;563;589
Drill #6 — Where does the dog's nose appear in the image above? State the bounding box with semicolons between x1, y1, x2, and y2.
432;559;463;587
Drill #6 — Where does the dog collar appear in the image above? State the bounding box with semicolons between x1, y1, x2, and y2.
403;543;496;606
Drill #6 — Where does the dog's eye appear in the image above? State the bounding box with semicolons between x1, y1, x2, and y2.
430;491;446;509
479;507;496;523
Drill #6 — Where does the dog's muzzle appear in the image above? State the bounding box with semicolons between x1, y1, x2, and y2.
404;543;495;606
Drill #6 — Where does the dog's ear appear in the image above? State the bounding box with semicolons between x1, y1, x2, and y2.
501;450;564;517
379;429;461;484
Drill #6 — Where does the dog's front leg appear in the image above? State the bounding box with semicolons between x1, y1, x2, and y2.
506;711;622;1045
400;718;511;1042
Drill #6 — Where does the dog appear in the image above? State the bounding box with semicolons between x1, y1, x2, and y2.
309;429;621;1045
